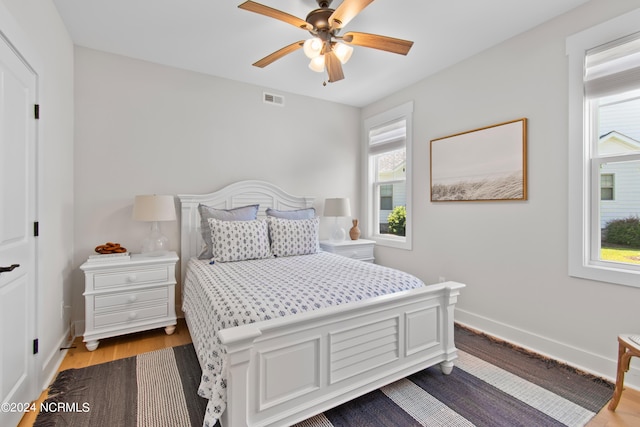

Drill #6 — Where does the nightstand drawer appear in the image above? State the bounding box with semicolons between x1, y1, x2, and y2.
333;245;373;260
93;267;169;289
320;239;375;263
94;304;169;328
94;287;168;310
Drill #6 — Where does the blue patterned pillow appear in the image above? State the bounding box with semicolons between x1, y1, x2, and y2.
266;207;316;220
208;218;272;262
267;216;319;257
198;204;259;259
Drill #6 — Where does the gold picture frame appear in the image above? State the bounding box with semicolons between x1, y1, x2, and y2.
430;118;527;202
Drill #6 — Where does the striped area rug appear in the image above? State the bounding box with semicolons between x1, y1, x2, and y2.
34;344;207;427
35;325;613;427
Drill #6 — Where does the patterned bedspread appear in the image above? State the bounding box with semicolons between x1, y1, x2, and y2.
181;251;425;427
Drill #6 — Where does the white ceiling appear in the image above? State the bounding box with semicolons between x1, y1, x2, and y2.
52;0;591;107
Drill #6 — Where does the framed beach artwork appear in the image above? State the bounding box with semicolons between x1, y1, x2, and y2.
430;118;527;202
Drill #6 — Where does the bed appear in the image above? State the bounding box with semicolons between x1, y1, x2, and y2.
178;180;465;427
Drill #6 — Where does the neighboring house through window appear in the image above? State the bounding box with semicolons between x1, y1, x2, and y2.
380;184;393;211
600;173;614;201
364;102;413;249
567;9;640;288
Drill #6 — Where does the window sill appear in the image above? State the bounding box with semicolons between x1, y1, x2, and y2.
370;234;412;251
569;260;640;289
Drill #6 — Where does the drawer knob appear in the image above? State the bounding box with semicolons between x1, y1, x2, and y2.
128;312;137;320
127;274;138;282
128;295;138;303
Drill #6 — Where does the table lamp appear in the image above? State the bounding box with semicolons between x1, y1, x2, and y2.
132;195;176;256
324;198;351;242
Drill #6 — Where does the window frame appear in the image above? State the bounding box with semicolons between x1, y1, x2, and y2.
363;101;413;250
567;8;640;288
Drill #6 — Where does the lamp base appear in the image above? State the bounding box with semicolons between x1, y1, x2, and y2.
141;221;170;256
329;221;346;243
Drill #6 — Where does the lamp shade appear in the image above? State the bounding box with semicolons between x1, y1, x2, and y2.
132;195;177;222
323;198;351;217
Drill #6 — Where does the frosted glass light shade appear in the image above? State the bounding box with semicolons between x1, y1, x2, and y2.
334;42;353;64
303;37;323;58
309;55;325;72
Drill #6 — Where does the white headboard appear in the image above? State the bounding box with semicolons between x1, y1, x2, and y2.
177;180;314;282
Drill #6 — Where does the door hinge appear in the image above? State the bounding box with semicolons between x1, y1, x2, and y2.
34;104;40;119
33;339;39;355
33;221;39;237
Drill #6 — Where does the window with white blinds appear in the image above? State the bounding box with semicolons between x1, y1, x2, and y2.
363;102;413;250
567;9;640;288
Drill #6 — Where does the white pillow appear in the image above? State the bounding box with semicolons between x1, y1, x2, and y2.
208;218;272;262
267;216;319;257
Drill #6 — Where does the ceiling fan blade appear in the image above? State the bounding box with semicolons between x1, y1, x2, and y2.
343;31;413;55
238;1;311;30
252;41;305;68
329;0;374;30
324;51;345;82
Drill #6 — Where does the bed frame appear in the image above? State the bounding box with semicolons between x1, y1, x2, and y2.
178;180;465;427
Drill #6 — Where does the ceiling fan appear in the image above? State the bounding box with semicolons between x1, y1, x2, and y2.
238;0;414;83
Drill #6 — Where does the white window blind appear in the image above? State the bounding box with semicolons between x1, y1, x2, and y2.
585;31;640;98
368;119;406;154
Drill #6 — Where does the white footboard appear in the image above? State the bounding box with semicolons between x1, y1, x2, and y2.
218;281;465;427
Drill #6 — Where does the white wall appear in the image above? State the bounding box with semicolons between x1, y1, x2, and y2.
362;0;640;388
72;47;361;323
0;0;75;389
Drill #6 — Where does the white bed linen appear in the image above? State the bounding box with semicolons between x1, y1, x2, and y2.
182;252;425;427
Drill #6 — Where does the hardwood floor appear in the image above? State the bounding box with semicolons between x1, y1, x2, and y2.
17;319;640;426
588;387;640;427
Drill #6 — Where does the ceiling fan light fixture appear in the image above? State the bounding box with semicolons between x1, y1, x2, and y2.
333;42;353;64
309;55;325;72
240;0;414;82
303;37;323;59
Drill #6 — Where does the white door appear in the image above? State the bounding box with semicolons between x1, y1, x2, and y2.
0;33;38;427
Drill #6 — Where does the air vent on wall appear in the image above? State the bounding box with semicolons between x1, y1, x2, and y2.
263;92;285;107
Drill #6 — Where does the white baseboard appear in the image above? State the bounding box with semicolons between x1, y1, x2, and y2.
455;308;640;391
39;326;72;392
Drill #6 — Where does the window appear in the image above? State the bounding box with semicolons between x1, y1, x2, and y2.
380;184;393;211
364;102;413;249
600;174;614;201
567;9;640;288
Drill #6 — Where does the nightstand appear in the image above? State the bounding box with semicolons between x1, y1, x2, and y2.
319;239;375;263
80;251;178;351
